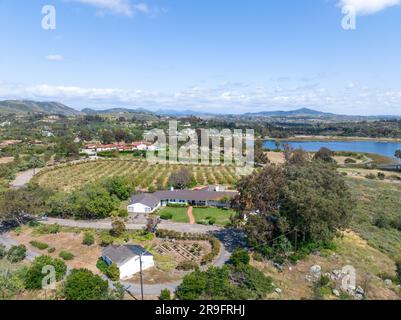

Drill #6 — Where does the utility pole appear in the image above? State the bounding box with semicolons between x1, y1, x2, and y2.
139;254;144;300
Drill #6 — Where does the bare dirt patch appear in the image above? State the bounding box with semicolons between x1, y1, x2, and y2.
266;152;285;164
10;229;102;273
0;156;14;164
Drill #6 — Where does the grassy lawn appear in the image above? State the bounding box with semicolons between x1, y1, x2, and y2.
347;177;401;261
193;207;235;226
159;207;189;223
158;206;235;226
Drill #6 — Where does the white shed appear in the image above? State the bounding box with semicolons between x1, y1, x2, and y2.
102;245;155;280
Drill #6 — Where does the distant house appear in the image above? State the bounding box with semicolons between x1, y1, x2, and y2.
127;188;237;214
132;141;150;151
102;245;154;280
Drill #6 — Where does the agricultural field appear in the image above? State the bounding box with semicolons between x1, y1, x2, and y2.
32;159;239;192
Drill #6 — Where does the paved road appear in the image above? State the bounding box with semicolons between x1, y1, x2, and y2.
42;217;222;234
10;168;42;189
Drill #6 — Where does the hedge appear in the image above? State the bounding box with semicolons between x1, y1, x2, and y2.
59;251;74;261
30;241;49;250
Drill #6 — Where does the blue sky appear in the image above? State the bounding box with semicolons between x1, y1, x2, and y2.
0;0;401;115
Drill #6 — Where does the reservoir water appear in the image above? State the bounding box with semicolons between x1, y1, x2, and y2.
263;139;401;159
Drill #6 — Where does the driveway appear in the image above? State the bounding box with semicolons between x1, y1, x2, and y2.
10;168;42;189
0;232;39;262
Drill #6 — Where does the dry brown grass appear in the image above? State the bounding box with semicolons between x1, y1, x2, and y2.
266;152;286;164
11;229;102;273
254;231;399;300
0;156;14;164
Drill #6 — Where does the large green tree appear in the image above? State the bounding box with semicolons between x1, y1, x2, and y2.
25;255;67;290
0;184;53;225
233;161;354;250
63;269;109;300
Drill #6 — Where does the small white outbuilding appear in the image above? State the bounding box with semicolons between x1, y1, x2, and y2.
102;245;155;280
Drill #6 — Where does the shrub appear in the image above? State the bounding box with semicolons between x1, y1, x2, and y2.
96;258;109;274
396;261;401;283
344;158;356;164
110;219;126;237
319;275;330;287
201;237;221;265
159;289;171;300
59;251;74;261
207;217;216;225
365;173;376;180
167;203;188;208
24;255;67;290
374;215;391;229
37;224;61;235
30;241;49;250
117;208;128;218
160;212;173;220
28;220;41;227
252;252;264;262
64;269;109;300
377;172;386;180
230;248;250;266
7;245;26;263
176;260;199;271
105;263;120;281
48;247;56;253
82;232;95;246
100;234;114;246
0;244;7;259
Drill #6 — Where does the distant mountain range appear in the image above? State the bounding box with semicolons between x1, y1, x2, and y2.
1;100;400;120
243;107;335;117
0;100;82;116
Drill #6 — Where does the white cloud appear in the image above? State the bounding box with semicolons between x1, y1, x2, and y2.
45;54;64;61
72;0;159;17
1;82;401;115
339;0;400;15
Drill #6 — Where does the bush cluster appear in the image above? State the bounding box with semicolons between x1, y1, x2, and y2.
176;260;199;271
59;251;74;261
29;241;49;250
201;238;221;265
160;212;173;220
82;232;95;246
7;245;26;263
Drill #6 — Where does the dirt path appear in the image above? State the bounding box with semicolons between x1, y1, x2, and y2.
187;206;195;225
10;168;42;189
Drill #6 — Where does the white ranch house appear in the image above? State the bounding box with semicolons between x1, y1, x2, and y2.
127;187;237;214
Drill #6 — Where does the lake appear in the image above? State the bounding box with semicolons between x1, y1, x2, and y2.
263;139;401;159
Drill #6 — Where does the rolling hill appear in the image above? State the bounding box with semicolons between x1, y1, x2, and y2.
0;100;82;116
